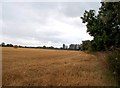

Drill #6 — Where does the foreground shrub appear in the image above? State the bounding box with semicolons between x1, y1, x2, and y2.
107;49;120;85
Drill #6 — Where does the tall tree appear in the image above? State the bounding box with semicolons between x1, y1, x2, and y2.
81;2;120;51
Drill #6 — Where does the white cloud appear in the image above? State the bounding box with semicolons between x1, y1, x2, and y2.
2;2;100;47
0;2;2;42
3;0;101;2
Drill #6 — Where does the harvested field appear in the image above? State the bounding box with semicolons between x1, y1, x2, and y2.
2;47;117;86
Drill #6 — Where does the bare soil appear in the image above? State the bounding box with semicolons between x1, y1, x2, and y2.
2;47;117;86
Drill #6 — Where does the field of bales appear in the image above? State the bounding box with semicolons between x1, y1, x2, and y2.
2;47;117;86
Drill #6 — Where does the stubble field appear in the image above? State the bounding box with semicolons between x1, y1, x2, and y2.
2;47;117;86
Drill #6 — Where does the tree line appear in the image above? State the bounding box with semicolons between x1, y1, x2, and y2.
81;2;120;51
81;1;120;85
0;42;58;49
0;42;80;50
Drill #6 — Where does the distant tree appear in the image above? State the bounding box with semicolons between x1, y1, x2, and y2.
48;46;54;49
13;45;18;48
6;44;13;47
63;44;65;49
43;45;46;49
18;45;22;48
60;47;63;49
1;42;5;47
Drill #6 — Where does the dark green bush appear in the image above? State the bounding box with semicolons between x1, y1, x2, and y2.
107;49;120;85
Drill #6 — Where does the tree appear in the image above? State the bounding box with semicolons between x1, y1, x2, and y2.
13;45;18;48
81;40;91;50
6;44;13;47
43;45;46;49
63;44;65;49
81;2;120;51
1;42;5;47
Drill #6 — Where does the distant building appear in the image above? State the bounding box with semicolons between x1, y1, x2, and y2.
69;44;75;50
65;45;68;49
63;44;68;49
75;44;80;50
62;44;81;50
69;44;81;50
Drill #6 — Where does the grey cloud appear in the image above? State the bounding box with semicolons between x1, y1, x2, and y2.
2;2;99;47
56;2;100;17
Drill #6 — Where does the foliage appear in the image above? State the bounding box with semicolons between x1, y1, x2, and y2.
81;2;120;51
13;45;18;48
81;40;91;50
0;42;13;47
1;42;5;47
6;44;13;47
107;49;120;85
43;45;46;49
81;1;120;85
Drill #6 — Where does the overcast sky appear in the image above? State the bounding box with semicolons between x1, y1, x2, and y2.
0;1;101;48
